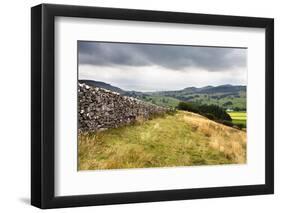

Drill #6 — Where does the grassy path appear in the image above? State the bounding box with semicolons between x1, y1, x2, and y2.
78;111;246;170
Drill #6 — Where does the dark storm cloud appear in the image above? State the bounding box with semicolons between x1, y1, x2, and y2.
78;41;246;71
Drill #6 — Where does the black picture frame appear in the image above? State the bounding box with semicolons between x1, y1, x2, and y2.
31;3;274;209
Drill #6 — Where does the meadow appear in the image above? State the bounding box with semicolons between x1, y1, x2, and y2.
78;111;246;170
228;111;247;129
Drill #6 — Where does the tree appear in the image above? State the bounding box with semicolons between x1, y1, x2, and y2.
177;102;232;124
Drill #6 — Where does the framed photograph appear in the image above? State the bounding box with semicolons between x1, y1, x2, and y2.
31;4;274;209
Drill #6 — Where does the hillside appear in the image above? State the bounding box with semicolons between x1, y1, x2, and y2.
151;84;246;109
78;79;246;110
78;111;246;170
79;79;125;94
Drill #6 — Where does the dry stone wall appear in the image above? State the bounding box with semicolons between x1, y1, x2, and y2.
78;83;168;132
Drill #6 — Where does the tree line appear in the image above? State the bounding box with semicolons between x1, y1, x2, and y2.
177;102;233;127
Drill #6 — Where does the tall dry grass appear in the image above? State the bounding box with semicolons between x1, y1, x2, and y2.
78;111;246;170
181;111;246;163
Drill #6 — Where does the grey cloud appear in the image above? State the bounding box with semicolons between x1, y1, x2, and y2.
78;41;247;71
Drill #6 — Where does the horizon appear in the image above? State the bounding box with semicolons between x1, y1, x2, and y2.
79;79;246;93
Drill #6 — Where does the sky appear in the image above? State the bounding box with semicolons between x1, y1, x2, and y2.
78;41;247;92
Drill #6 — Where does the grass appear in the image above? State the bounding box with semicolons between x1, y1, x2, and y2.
228;111;247;128
78;111;246;170
140;95;180;108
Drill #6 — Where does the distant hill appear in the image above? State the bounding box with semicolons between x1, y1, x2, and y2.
151;85;246;110
157;84;246;95
79;80;125;94
78;79;246;110
197;84;246;94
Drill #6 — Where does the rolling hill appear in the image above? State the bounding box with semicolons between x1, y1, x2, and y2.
151;84;246;109
79;79;246;110
79;79;125;94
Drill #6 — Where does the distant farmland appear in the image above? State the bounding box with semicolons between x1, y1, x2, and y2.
228;111;247;129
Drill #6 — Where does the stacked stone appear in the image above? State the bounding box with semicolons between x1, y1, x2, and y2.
78;83;168;132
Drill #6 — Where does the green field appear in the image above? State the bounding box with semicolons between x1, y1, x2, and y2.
79;111;246;170
139;92;246;110
140;95;180;108
228;111;247;129
187;92;246;110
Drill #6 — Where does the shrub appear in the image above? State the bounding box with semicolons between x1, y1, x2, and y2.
198;104;232;122
235;123;245;130
177;102;233;128
166;108;177;116
204;113;215;120
223;101;233;106
177;102;200;113
219;120;233;127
